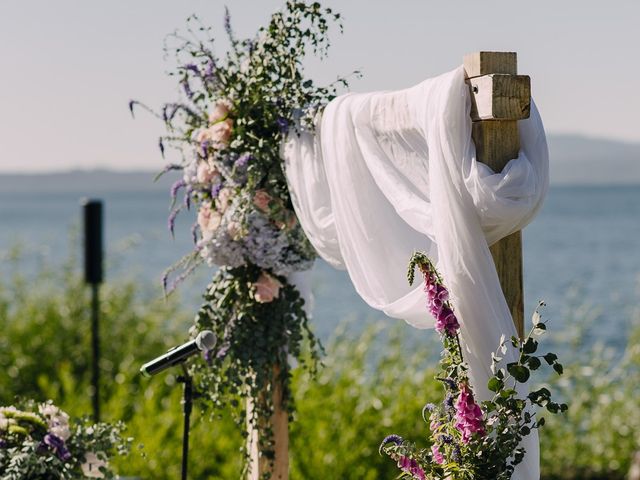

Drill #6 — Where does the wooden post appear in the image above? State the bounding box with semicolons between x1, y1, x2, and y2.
246;365;288;480
463;51;531;338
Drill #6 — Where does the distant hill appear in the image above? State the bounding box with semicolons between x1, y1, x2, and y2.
547;134;640;185
0;134;638;189
0;169;175;194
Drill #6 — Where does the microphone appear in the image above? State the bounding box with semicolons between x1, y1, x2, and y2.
140;330;216;377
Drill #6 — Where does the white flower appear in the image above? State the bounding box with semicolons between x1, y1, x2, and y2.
81;452;108;478
39;403;71;441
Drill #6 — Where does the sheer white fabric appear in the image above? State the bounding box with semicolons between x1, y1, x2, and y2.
283;65;548;479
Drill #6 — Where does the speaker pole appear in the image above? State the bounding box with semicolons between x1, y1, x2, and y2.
82;199;103;422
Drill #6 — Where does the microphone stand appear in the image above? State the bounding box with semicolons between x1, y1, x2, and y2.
177;363;199;480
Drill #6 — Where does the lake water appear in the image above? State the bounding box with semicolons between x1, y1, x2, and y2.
1;180;639;350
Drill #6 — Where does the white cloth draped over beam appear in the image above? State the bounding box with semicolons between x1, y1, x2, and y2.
282;66;549;479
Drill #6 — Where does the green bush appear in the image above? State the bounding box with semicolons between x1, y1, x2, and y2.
1;246;639;479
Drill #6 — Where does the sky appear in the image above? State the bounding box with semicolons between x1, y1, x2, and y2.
1;0;639;173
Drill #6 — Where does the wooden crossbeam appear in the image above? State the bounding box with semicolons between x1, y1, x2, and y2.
463;51;531;338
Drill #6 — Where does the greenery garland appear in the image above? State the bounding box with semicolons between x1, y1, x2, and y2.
131;1;355;475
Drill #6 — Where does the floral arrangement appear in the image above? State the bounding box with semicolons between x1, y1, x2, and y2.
131;1;355;472
0;401;129;479
380;252;568;480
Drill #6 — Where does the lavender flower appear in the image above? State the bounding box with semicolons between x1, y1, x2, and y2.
170;179;186;203
211;182;223;198
184;185;193;210
43;433;72;461
235;153;252;169
168;208;180;236
184;63;200;76
380;434;403;450
205;58;216;79
182;79;193;99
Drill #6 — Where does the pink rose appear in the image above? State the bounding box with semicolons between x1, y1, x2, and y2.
196;161;220;184
216;187;234;213
253;272;283;303
253;190;272;212
197;202;222;240
207;118;233;147
208;101;230;124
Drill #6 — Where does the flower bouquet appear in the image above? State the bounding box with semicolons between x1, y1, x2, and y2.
0;401;129;479
380;252;568;480
131;0;356;470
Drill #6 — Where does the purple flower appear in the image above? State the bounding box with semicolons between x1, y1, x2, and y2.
235;153;252;169
454;383;486;443
205;59;216;79
223;7;233;36
182;80;193;99
211;182;223;198
200;140;210;158
128;100;137;118
380;434;403;447
168;208;180;236
276;117;289;133
170;179;186;203
184;63;200;75
43;433;72;461
190;222;199;245
183;185;193;210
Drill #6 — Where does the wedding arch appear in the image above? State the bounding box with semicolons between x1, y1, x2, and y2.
133;3;564;479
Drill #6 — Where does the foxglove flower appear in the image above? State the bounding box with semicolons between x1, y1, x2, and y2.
454;383;486;443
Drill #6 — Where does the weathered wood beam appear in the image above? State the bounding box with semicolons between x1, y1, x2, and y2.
463;51;530;338
246;365;288;480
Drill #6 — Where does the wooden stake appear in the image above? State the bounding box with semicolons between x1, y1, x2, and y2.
246;365;288;480
463;51;531;338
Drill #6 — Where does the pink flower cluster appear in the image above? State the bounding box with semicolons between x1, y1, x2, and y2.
397;456;427;480
454;383;486;443
422;267;460;336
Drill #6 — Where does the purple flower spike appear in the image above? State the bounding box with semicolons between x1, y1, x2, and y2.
235;153;252;169
211;182;223;198
190;222;199;245
128;100;136;118
184;63;200;75
168;208;180;237
184;185;193;210
182;80;193;99
200;140;210;158
170;179;186;203
379;434;403;453
205;59;216;78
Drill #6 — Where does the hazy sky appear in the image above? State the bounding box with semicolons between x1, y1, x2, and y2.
1;0;639;172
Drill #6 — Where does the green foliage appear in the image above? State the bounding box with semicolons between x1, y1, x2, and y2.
384;255;568;480
1;249;640;479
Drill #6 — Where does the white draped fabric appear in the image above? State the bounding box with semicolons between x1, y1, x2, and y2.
282;65;549;479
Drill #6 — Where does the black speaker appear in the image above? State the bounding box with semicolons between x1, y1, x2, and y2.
82;199;103;284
